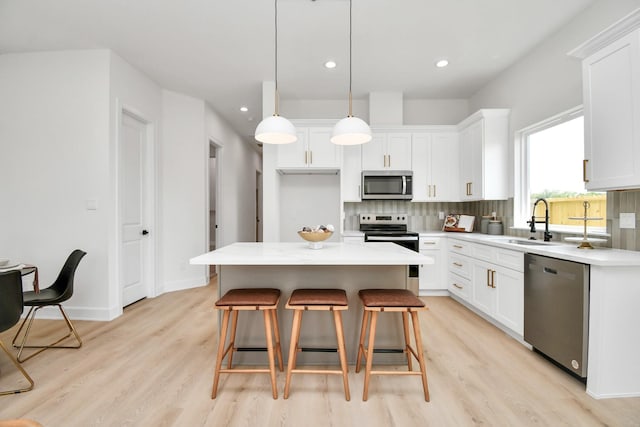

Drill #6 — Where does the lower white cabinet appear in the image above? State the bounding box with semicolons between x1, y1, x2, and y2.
447;238;524;335
418;236;445;294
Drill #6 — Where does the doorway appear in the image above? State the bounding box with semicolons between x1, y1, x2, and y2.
256;170;263;242
209;141;220;276
118;110;155;307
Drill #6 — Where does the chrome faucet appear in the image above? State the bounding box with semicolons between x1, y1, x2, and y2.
528;198;552;242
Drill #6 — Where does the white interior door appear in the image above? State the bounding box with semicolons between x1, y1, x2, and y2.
120;112;150;306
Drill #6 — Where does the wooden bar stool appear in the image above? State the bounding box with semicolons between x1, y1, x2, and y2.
284;288;350;400
211;288;284;399
355;289;430;402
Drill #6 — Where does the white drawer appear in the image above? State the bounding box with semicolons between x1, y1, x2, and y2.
448;254;471;279
495;248;524;272
420;237;441;250
448;272;471;300
448;239;472;256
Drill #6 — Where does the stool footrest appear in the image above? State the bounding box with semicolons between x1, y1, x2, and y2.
373;348;404;354
299;347;337;353
236;347;268;352
292;368;345;375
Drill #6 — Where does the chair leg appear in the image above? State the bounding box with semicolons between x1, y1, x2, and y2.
411;311;430;402
284;309;302;399
362;311;378;402
402;311;413;371
0;340;34;395
226;310;239;369
355;309;370;373
12;305;82;363
333;310;350;401
211;310;231;399
262;309;278;399
270;309;284;371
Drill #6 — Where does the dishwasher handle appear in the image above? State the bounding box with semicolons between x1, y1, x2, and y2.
543;267;558;275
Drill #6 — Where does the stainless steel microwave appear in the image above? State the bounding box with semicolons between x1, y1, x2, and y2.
361;170;413;200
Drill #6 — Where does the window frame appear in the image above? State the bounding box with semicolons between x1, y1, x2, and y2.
514;106;607;236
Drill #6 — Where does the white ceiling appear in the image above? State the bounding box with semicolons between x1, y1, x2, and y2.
0;0;597;143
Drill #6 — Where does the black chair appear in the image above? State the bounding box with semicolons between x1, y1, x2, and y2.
12;250;86;362
0;270;34;395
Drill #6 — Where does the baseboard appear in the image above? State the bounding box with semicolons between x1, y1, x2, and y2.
22;305;118;321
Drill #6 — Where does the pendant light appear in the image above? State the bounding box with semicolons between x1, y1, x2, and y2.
255;0;297;145
331;0;372;145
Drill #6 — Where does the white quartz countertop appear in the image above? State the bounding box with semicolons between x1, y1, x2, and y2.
190;242;433;266
445;233;640;266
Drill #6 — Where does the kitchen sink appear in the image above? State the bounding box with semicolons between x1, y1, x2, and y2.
492;238;557;246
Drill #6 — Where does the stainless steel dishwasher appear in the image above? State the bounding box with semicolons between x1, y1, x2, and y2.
524;254;590;378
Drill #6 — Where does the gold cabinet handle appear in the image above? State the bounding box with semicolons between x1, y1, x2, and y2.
433;184;436;198
453;244;463;249
491;270;496;288
304;151;308;165
309;150;313;165
583;159;589;183
422;241;436;245
453;283;463;290
487;269;491;287
427;185;432;198
453;262;463;267
388;154;391;168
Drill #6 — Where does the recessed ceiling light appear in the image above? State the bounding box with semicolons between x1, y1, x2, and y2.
435;59;449;68
240;106;248;112
324;60;337;69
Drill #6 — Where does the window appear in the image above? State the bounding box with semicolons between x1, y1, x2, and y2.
517;108;606;234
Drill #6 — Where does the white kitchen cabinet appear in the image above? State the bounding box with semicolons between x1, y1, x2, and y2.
458;110;509;201
577;29;640;191
412;132;459;201
418;236;445;294
277;127;341;169
361;132;412;171
341;144;362;201
447;238;524;335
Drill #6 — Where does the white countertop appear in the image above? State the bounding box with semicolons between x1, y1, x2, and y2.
190;242;433;266
445;233;640;266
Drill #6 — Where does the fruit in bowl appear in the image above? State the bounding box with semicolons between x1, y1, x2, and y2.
298;225;334;248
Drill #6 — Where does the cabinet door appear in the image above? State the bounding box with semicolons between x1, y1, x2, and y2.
431;132;459;201
419;249;444;292
386;133;412;170
362;134;386;170
307;128;341;168
342;144;362;201
472;261;495;316
277;129;308;168
583;30;640;190
460;120;483;200
411;133;431;201
448;272;471;301
494;266;524;335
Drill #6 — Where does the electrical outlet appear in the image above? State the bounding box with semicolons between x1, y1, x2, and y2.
620;212;636;229
439;211;445;220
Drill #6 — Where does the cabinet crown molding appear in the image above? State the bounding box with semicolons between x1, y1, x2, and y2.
568;8;640;59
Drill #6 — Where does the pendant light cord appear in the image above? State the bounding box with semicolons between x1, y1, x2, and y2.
274;0;280;116
348;0;353;117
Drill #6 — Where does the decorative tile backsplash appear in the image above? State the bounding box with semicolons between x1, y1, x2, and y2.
345;188;640;252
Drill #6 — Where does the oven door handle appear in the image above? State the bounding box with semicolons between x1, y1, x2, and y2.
366;236;418;241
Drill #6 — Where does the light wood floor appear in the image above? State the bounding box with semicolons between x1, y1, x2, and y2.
1;278;639;426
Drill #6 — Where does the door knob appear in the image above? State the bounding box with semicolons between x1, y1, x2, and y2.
141;229;149;236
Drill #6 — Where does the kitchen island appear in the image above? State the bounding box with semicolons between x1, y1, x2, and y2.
190;242;432;364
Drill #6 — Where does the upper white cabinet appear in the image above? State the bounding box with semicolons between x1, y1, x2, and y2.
570;18;640;191
457;109;510;201
277;127;341;170
341;144;362;202
412;131;459;201
362;131;412;170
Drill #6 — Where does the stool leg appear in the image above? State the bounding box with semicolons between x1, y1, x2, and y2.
227;310;239;369
270;308;284;372
212;309;231;399
363;311;378;401
411;311;430;402
333;310;351;401
284;309;302;399
263;309;278;399
355;309;370;373
402;311;413;371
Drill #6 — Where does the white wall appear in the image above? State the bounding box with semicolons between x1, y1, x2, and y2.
469;0;640;196
0;50;111;319
403;99;469;125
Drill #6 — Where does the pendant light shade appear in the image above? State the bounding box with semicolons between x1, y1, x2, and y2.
331;116;371;145
255;0;297;145
255;115;297;144
331;0;371;146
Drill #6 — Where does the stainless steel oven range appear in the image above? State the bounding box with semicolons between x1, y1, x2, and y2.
359;213;419;294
